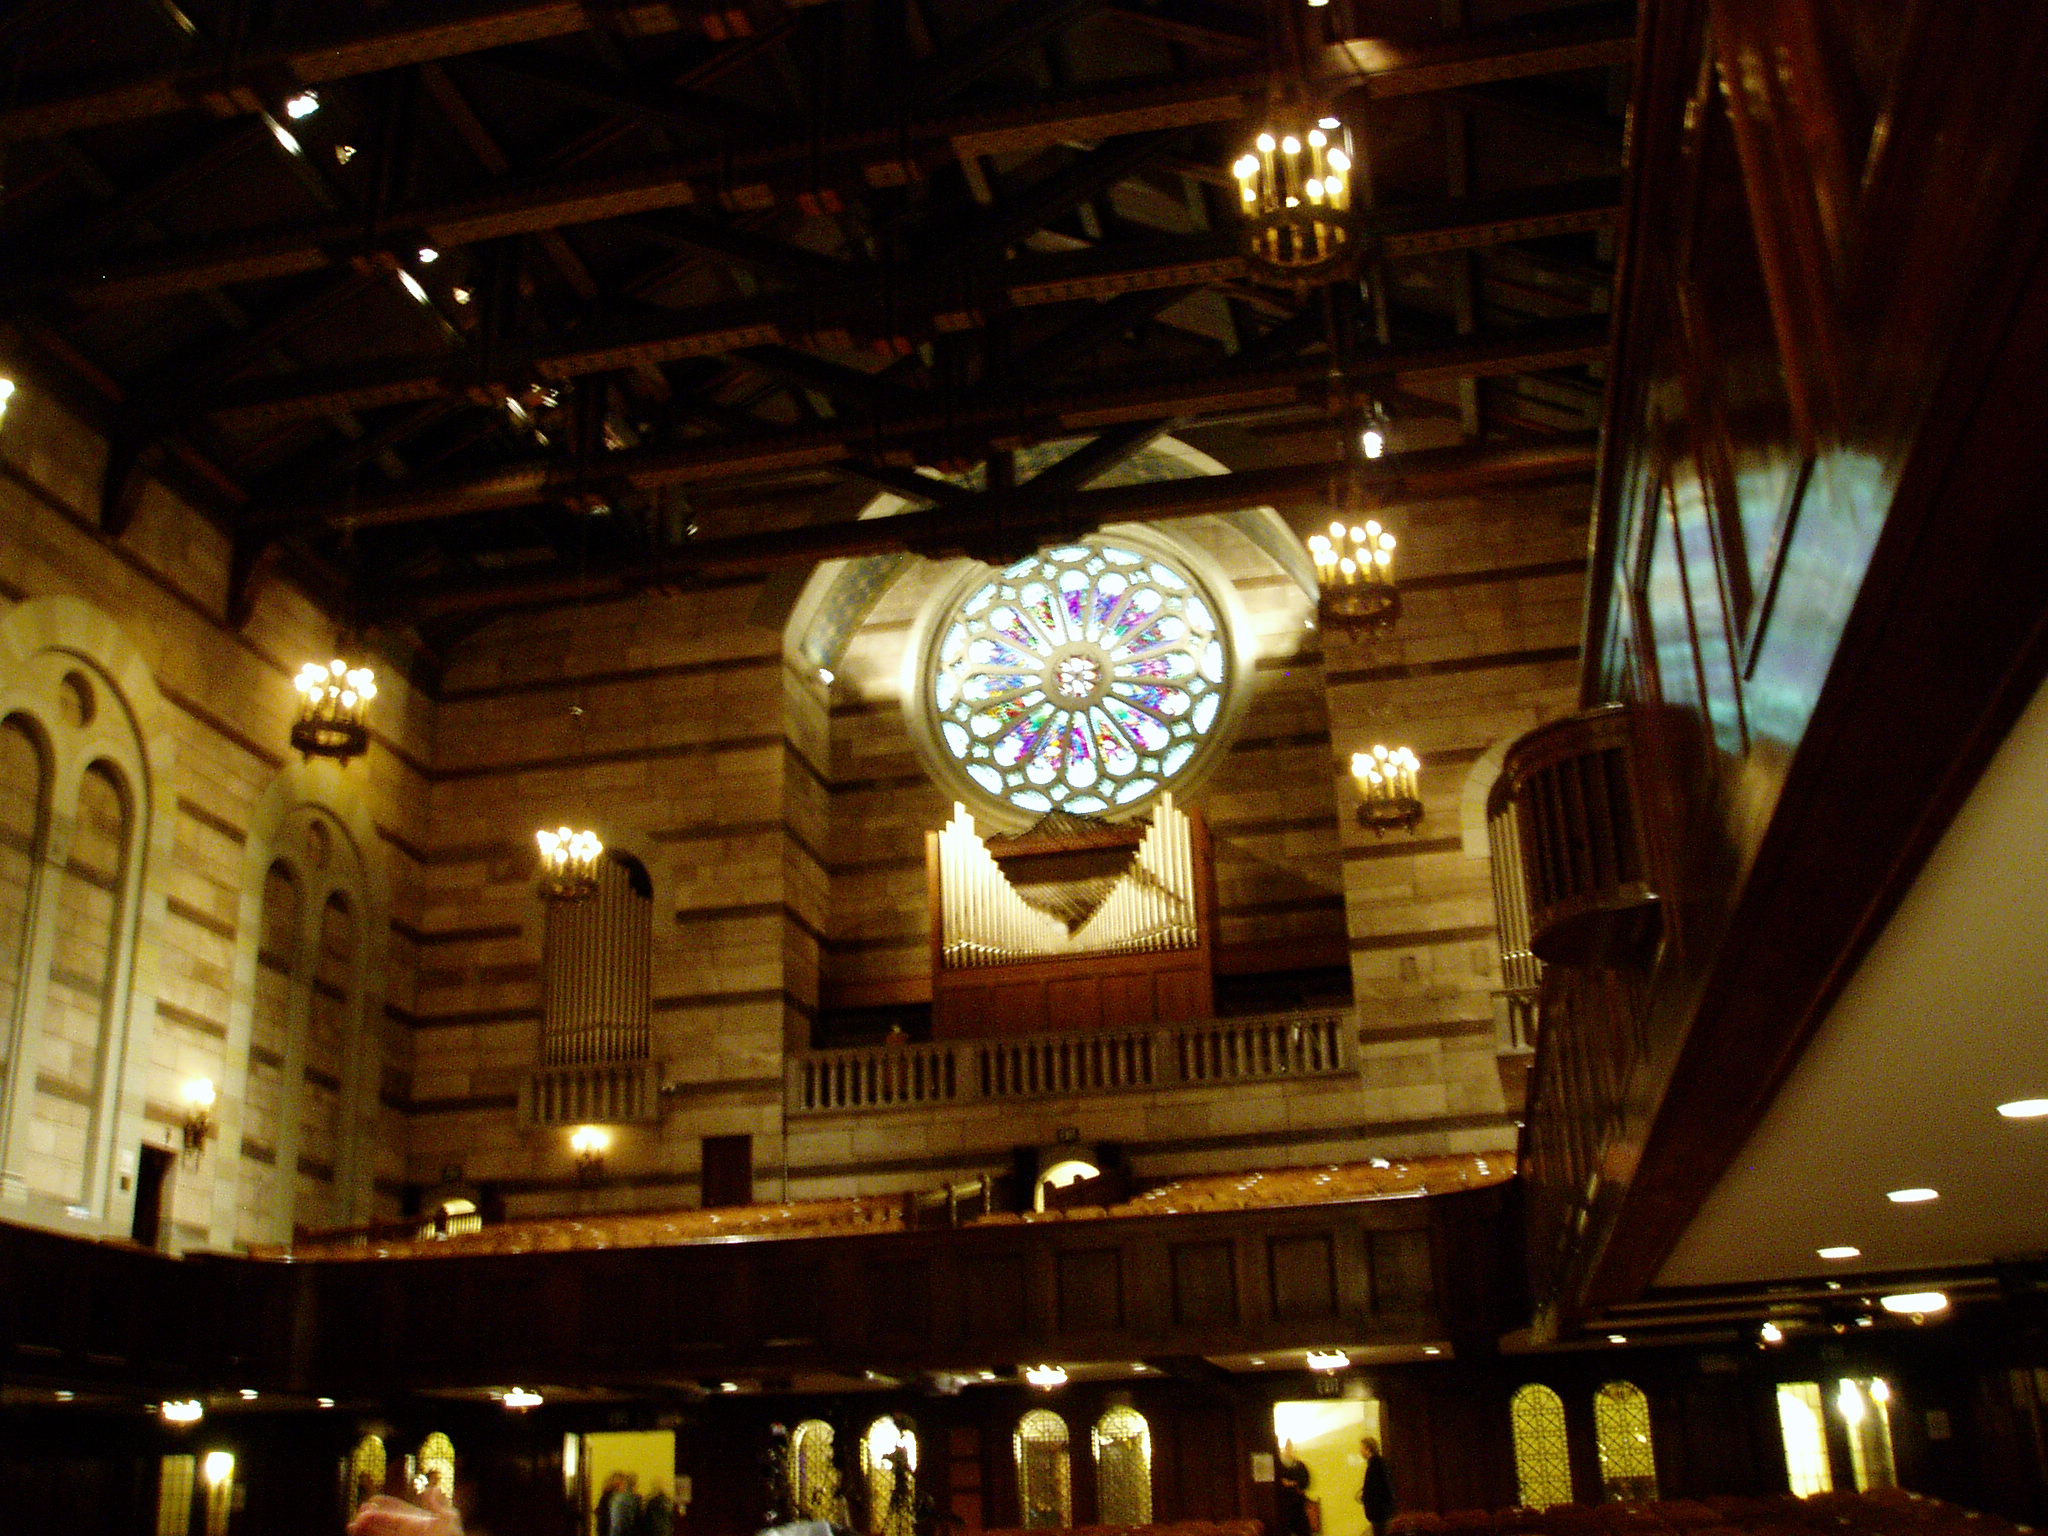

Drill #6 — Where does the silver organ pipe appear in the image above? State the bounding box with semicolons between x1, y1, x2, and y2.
541;855;652;1063
936;798;1199;968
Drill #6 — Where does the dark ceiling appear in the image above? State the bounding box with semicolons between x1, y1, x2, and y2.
0;0;1630;648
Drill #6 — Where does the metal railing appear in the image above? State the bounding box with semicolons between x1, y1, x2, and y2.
788;1009;1356;1115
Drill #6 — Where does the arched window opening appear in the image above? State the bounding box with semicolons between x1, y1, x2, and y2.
1015;1409;1072;1529
37;761;129;1203
240;859;300;1241
542;851;652;1066
1593;1381;1657;1502
0;717;50;1127
418;1433;456;1499
1092;1406;1153;1524
791;1420;840;1521
296;889;355;1229
862;1415;917;1536
349;1435;388;1511
1509;1384;1572;1509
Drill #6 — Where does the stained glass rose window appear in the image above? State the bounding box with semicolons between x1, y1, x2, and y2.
926;540;1231;816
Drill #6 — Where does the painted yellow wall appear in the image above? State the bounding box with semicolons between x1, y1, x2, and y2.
585;1432;678;1528
1272;1400;1383;1536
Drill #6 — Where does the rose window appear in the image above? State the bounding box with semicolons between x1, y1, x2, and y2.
927;541;1231;816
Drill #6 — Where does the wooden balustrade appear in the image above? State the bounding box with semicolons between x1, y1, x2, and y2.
788;1009;1356;1115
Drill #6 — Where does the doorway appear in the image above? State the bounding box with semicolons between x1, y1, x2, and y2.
579;1431;677;1536
1273;1399;1382;1536
132;1144;174;1249
701;1135;753;1208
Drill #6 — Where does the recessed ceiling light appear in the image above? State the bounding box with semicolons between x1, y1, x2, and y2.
1880;1291;1949;1316
284;91;320;120
1759;1322;1784;1344
1817;1245;1862;1260
1304;1349;1349;1371
1249;1358;1265;1366
1887;1187;1938;1203
54;1390;75;1402
317;1398;336;1409
1606;1334;1626;1345
501;1387;543;1409
1422;1347;1441;1356
239;1389;259;1400
1999;1099;2048;1119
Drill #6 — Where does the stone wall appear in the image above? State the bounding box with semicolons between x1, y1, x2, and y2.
0;371;1581;1238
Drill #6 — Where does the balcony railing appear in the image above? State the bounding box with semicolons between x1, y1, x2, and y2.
524;1058;663;1126
788;1010;1356;1115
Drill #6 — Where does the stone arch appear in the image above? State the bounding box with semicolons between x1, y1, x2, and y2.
0;596;174;1232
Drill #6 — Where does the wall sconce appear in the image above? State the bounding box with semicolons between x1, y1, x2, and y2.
181;1078;217;1159
569;1124;611;1183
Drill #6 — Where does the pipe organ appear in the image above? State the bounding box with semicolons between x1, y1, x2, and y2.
928;799;1214;1037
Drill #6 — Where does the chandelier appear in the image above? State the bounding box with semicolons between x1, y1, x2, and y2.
536;826;604;902
290;658;377;763
1352;744;1423;835
1233;109;1360;284
1310;518;1399;635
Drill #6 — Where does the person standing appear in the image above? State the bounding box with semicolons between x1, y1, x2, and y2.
1359;1436;1394;1536
1275;1441;1314;1536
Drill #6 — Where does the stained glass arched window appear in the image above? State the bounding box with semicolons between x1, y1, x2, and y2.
1510;1384;1572;1509
926;539;1232;817
1593;1382;1657;1502
1015;1409;1072;1529
418;1433;456;1499
792;1420;840;1522
1092;1406;1153;1524
349;1436;387;1511
863;1415;918;1536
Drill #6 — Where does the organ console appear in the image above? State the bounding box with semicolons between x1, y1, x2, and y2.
927;798;1214;1037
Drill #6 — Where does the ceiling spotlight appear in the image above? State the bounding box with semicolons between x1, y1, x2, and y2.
1249;1358;1266;1366
55;1391;75;1402
1304;1349;1349;1372
284;91;320;119
1999;1099;2048;1119
1361;427;1385;459
335;144;357;165
718;1381;741;1394
238;1389;259;1401
1886;1187;1938;1204
1818;1245;1862;1260
501;1387;544;1409
317;1398;336;1409
819;668;835;685
1422;1346;1442;1356
1606;1334;1627;1345
1024;1364;1069;1389
1855;1315;1874;1327
1759;1322;1784;1344
418;246;440;265
1880;1292;1949;1316
452;287;472;305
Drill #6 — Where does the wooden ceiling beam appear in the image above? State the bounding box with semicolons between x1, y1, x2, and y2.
182;181;1617;427
383;437;1597;617
246;318;1606;532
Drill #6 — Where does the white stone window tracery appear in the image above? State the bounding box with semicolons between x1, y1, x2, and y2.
927;540;1231;817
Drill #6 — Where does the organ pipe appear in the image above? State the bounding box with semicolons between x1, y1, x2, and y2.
936;797;1200;968
541;854;652;1063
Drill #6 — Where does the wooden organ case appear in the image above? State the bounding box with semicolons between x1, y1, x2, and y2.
927;796;1216;1037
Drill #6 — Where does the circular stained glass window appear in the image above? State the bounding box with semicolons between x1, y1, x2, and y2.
925;539;1233;817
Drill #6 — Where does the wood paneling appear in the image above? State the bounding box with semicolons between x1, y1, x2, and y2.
1171;1240;1240;1326
1267;1234;1336;1321
1535;0;2048;1322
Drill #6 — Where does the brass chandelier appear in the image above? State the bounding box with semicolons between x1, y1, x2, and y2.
290;658;377;763
1309;517;1398;636
1234;109;1360;285
1352;744;1424;836
536;825;604;903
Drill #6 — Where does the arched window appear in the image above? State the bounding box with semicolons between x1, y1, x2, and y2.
295;891;355;1228
1092;1406;1153;1524
0;717;50;1133
418;1433;456;1499
542;851;652;1066
349;1436;387;1510
1510;1384;1572;1509
38;761;130;1204
1015;1409;1072;1529
1593;1381;1657;1502
862;1415;917;1536
791;1420;839;1521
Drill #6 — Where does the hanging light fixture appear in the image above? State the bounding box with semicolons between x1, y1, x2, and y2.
1309;517;1398;635
1234;109;1361;285
536;826;604;902
1352;744;1423;835
290;658;377;763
